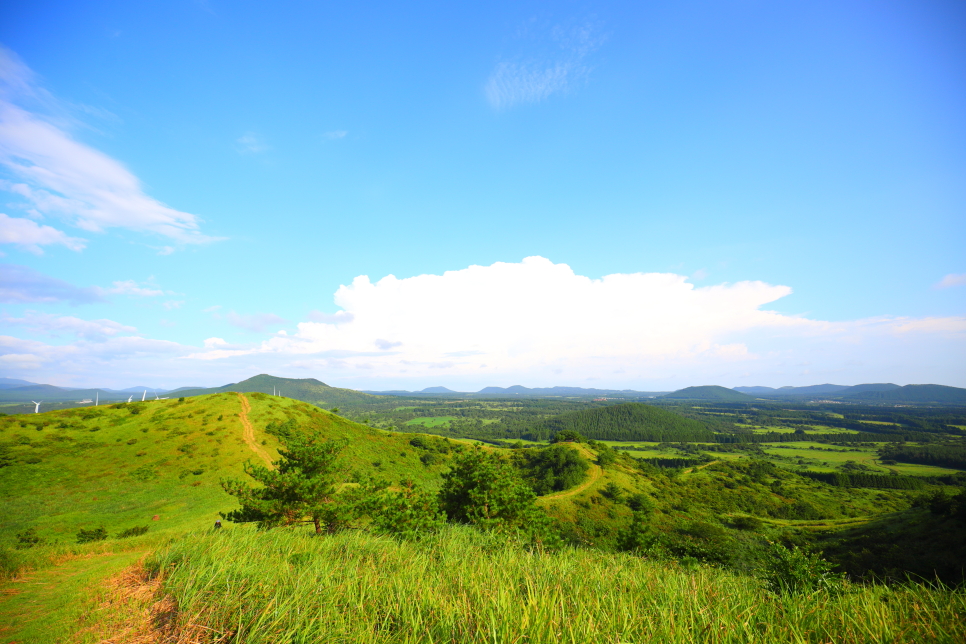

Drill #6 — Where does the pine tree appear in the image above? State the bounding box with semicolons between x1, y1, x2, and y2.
221;434;352;534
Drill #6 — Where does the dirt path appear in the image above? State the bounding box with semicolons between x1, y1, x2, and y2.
539;444;604;502
237;393;273;467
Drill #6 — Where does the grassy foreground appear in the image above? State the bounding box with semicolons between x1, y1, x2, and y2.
139;525;966;644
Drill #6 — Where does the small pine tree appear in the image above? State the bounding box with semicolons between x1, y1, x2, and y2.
221;434;353;534
438;448;554;545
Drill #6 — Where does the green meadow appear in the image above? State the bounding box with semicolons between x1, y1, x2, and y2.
1;392;964;642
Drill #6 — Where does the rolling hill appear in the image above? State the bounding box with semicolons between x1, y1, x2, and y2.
660;385;755;401
173;374;382;408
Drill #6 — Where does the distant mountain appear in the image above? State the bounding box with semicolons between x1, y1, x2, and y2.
843;384;966;404
419;386;459;394
734;384;850;397
661;386;755;402
0;385;128;403
837;383;900;395
475;385;663;397
0;378;38;389
733;386;777;394
174;374;380;407
115;386;169;394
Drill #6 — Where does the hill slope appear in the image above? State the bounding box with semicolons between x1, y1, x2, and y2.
660;385;754;401
0;392;450;547
525;402;713;441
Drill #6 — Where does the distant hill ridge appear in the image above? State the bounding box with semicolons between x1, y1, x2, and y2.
661;386;755;402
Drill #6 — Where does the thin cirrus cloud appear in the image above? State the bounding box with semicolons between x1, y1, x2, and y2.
485;20;605;110
95;279;165;297
1;311;136;340
185;257;966;387
0;263;103;304
225;311;289;333
0;212;86;253
236;132;269;154
323;130;347;140
0;46;218;247
935;274;966;289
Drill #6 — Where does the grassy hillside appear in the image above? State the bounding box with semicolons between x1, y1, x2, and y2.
174;373;383;408
661;385;755;401
2;392;964;642
0;393;455;553
121;526;963;644
525;402;714;442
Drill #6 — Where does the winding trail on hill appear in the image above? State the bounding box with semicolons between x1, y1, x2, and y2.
539;445;603;502
237;393;273;467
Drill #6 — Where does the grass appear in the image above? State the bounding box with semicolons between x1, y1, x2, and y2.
759;442;962;476
143;525;966;644
404;416;457;428
0;548;145;644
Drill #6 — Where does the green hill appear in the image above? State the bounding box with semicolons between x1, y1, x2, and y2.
843;384;966;404
175;373;382;408
0;392;451;549
660;385;755;401
525;402;714;442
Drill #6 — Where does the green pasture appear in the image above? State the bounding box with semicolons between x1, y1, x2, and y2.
404;416;456;428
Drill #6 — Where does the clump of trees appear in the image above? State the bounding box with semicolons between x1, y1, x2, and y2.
221;428;557;544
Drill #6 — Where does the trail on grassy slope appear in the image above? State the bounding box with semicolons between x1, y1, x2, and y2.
237;393;273;467
539;444;603;502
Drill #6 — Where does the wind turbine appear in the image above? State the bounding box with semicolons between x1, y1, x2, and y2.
127;395;133;403
142;389;147;402
31;401;42;414
95;392;98;406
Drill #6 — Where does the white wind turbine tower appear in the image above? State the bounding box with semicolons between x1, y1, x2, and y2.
127;395;133;403
95;392;98;406
142;389;147;402
31;401;42;413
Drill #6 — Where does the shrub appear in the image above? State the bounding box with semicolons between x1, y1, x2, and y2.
77;527;108;544
14;527;44;549
551;430;585;443
731;515;764;531
117;526;149;539
760;542;843;595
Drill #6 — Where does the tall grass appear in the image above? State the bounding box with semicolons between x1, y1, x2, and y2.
150;525;966;643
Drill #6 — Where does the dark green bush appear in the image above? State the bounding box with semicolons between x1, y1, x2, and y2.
77;527;108;544
116;526;149;539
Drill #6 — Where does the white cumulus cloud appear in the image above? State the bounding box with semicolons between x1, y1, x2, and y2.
182;256;966;387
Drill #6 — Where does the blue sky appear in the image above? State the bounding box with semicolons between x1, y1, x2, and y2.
0;0;964;391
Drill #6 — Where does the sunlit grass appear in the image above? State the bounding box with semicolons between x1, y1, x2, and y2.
149;525;966;644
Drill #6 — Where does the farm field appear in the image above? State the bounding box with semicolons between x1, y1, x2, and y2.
404;416;457;427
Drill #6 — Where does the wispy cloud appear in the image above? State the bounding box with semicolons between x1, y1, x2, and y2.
0;264;103;304
225;311;288;333
2;311;136;339
96;280;164;297
0;46;218;247
935;273;966;289
0;212;86;253
485;19;605;110
163;300;185;310
323;130;347;140
237;132;269;154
